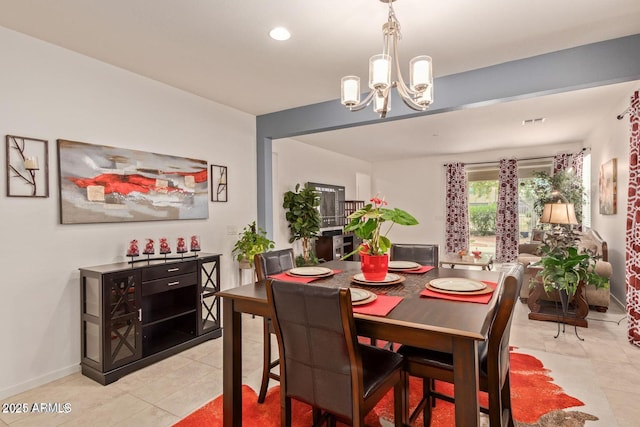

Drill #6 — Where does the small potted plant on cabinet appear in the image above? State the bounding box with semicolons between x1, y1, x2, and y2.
283;183;321;266
232;221;275;268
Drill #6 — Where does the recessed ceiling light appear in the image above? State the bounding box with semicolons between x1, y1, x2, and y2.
269;27;291;41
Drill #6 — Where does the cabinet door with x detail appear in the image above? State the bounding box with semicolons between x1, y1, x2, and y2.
198;255;221;335
103;270;143;371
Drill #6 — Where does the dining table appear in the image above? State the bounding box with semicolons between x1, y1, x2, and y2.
217;260;506;427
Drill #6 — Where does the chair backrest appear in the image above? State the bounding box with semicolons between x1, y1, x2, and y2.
254;248;295;281
390;243;439;266
485;263;524;383
266;279;362;422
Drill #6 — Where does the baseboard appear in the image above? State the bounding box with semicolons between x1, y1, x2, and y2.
0;364;81;400
611;293;625;310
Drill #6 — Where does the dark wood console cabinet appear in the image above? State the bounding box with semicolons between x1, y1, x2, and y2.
79;253;222;384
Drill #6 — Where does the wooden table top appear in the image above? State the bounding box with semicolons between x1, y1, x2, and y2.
218;260;505;341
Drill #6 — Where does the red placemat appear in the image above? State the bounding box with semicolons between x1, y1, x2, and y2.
403;265;435;274
352;295;403;316
268;269;342;284
420;281;497;304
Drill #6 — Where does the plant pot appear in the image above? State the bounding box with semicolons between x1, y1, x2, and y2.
238;258;252;270
360;253;389;281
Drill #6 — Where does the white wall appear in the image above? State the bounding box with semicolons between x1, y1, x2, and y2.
272;138;372;252
587;88;639;303
0;27;257;398
372;142;583;254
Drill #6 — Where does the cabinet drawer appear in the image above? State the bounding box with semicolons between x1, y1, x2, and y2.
142;272;197;296
142;261;197;281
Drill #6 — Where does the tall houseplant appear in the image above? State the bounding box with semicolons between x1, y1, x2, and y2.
283;183;321;266
527;170;586;224
344;196;418;280
232;221;275;267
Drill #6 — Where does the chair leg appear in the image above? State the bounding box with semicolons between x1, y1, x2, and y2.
502;373;515;427
394;373;404;427
258;318;273;403
281;396;292;427
488;378;503;427
423;377;433;426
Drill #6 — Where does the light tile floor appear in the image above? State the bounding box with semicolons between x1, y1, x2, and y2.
1;301;639;426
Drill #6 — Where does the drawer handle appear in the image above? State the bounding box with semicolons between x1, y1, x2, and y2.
167;268;180;272
168;281;180;286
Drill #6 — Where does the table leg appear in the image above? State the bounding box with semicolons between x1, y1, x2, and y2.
452;338;480;426
223;298;242;427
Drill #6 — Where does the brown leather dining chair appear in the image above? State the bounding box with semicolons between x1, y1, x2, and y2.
398;264;524;426
390;243;439;266
253;248;296;403
266;279;405;426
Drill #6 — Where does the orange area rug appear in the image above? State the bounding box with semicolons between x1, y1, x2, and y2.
175;349;593;426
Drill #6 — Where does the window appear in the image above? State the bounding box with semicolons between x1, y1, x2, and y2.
467;160;553;256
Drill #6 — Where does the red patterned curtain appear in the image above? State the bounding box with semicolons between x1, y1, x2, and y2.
553;153;570;174
571;150;584;177
554;151;584;175
626;90;640;347
445;163;469;253
495;158;519;262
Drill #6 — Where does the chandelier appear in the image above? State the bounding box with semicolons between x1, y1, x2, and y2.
340;0;433;118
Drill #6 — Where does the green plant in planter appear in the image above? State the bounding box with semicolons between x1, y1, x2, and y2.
535;227;608;298
283;183;321;266
526;170;586;224
231;221;275;267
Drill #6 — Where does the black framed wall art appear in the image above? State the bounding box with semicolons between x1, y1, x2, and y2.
6;135;49;198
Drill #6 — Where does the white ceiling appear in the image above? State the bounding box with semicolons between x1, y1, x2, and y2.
1;0;639;160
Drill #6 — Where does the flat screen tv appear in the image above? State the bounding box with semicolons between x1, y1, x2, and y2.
307;182;345;231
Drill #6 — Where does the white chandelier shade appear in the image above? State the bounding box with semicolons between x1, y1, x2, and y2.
340;0;433;118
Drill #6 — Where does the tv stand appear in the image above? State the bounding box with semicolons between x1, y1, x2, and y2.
316;233;361;262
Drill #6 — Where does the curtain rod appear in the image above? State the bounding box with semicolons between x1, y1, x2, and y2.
617;107;630;120
443;148;588;167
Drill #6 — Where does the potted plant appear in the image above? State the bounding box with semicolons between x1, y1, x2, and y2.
282;183;321;266
232;221;275;268
344;195;418;280
535;226;608;317
527;170;586;225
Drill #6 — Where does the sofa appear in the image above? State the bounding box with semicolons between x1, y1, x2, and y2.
517;227;612;312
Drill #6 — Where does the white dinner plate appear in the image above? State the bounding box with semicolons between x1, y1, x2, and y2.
429;278;487;292
352;272;403;284
287;266;333;277
349;288;371;302
388;260;421;270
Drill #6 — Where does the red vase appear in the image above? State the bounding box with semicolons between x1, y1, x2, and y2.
360;253;389;281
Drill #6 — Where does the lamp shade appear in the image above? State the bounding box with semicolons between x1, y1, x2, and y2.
540;202;578;225
410;55;432;92
341;76;360;106
369;54;391;90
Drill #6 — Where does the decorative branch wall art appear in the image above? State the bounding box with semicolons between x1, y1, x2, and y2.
57;139;209;224
211;164;228;202
599;158;617;215
5;135;49;198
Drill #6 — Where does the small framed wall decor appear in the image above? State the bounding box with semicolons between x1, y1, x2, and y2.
599;158;617;215
211;164;228;202
5;135;49;197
